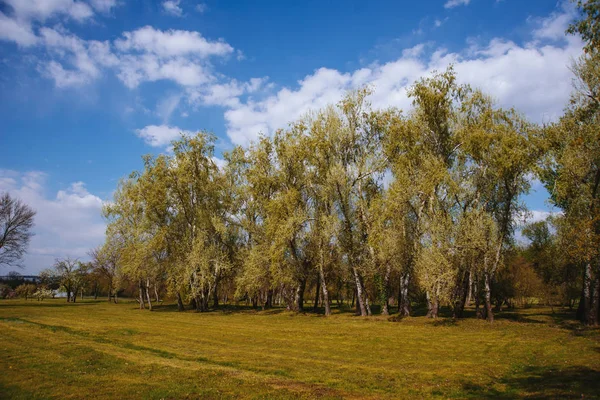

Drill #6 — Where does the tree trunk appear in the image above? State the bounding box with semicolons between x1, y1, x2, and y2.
313;273;321;312
484;272;493;322
108;278;112;302
202;287;209;311
474;275;484;319
381;264;391;316
589;267;599;326
398;273;411;317
145;279;153;311
365;296;372;316
453;271;470;318
295;278;306;312
319;265;331;316
426;291;434;318
466;272;473;306
213;272;220;308
114;290;118;304
264;289;273;309
580;263;592;323
176;292;185;311
154;285;159;303
138;280;145;310
426;292;439;319
352;267;367;316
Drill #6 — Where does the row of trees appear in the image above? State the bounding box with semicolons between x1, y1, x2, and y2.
98;2;600;325
101;67;537;322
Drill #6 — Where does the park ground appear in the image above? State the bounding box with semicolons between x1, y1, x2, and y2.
0;300;599;399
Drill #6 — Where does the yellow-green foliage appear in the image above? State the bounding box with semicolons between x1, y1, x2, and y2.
1;299;599;399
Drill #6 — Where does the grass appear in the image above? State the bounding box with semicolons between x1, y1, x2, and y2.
0;300;599;399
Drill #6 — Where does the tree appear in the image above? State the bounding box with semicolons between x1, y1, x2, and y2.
15;283;36;300
539;54;600;325
89;239;121;303
567;0;600;54
0;192;36;267
53;258;88;302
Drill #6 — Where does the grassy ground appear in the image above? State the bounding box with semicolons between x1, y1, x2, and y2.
0;300;599;399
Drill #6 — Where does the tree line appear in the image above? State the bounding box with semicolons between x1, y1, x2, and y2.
4;2;599;326
92;4;600;324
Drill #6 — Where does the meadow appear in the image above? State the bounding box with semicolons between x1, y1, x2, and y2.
0;300;599;399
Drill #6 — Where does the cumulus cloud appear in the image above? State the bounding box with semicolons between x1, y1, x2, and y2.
530;1;577;42
2;21;236;89
0;169;106;274
1;0;94;23
444;0;471;9
89;0;119;13
0;11;38;46
219;8;582;146
162;0;183;17
186;77;268;108
37;26;118;87
114;26;233;58
135;124;193;147
110;26;235;88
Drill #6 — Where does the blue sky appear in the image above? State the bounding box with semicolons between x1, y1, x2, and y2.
0;0;582;273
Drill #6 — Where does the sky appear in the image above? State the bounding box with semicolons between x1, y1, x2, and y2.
0;0;583;274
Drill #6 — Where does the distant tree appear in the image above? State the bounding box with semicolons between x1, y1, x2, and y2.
39;268;60;291
15;283;37;300
0;192;36;267
33;288;54;301
0;283;14;299
52;258;88;302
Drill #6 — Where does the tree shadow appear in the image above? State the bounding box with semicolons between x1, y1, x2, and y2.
460;365;600;399
431;318;458;327
494;310;546;325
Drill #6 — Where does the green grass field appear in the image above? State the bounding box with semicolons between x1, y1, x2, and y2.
0;300;599;399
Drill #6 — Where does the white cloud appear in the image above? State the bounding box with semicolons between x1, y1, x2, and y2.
531;1;576;42
527;210;555;223
117;54;212;88
444;0;471;9
162;0;183;17
89;0;119;13
0;11;38;46
37;27;118;87
0;169;106;274
219;7;582;146
195;3;207;13
135;124;193;147
2;0;94;22
187;77;268;108
114;26;234;58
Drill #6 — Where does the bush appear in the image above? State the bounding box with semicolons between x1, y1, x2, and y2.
0;283;15;299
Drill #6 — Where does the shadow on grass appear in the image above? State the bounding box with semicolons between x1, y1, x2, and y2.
431;318;458;327
460;365;600;399
494;311;546;325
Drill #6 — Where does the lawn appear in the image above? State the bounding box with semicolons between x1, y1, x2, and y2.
0;300;599;399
